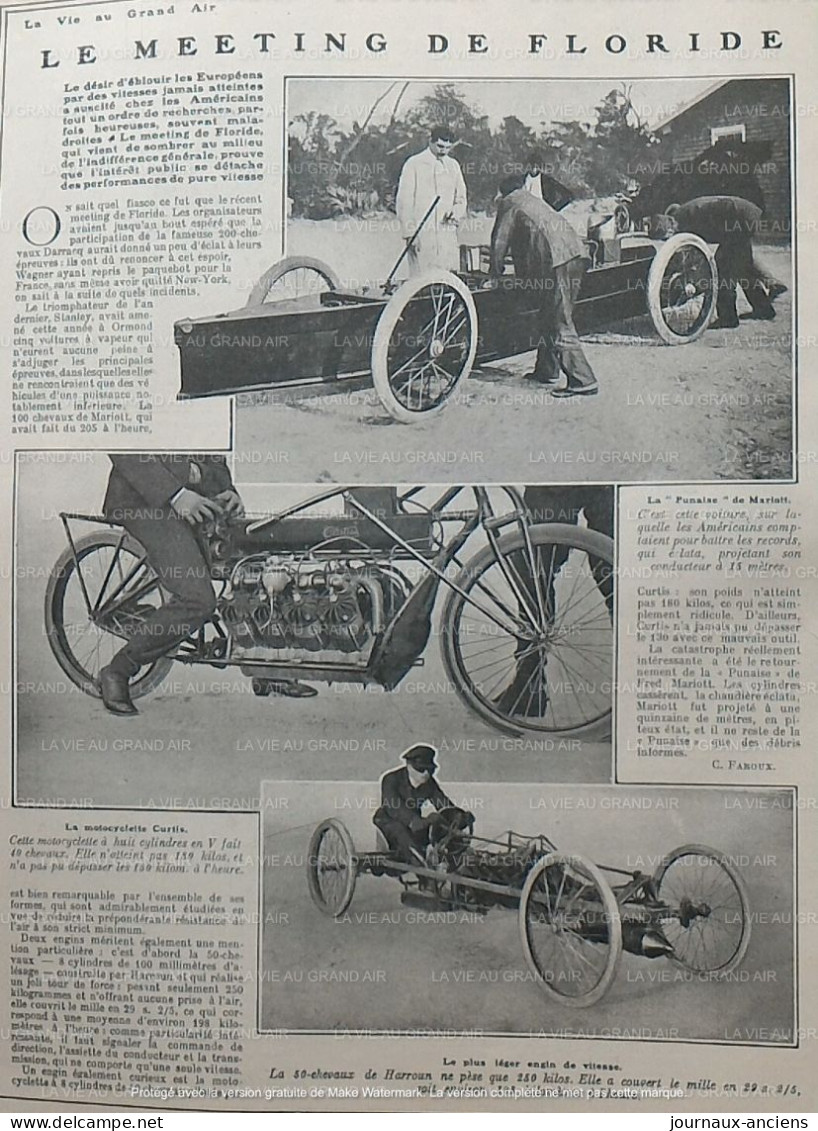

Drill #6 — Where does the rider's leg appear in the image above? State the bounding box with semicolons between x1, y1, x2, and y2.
372;813;426;864
528;278;560;384
552;258;598;393
98;509;215;714
109;508;216;672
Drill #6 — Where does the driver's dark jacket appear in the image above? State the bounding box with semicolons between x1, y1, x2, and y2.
490;188;584;279
103;454;235;520
374;767;454;831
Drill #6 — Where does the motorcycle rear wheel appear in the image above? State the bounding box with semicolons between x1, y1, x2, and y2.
44;530;174;699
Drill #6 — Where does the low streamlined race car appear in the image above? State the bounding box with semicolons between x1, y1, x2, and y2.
175;228;717;423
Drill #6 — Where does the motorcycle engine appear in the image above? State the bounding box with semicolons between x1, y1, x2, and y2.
219;553;404;662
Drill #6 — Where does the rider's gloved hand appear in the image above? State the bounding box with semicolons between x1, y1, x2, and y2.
171;488;224;525
214;489;245;518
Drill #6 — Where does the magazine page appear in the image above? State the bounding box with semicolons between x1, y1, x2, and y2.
0;0;816;1118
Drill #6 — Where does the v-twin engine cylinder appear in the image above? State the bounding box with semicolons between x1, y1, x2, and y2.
218;552;404;662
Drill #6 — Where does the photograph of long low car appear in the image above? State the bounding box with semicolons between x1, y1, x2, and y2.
172;76;794;483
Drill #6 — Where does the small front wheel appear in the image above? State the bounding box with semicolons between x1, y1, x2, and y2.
248;256;341;306
653;843;751;974
371;270;478;423
519;852;622;1007
306;818;358;917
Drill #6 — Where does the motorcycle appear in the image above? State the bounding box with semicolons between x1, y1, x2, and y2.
45;485;614;737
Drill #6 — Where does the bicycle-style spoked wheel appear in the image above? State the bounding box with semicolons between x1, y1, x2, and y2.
647;234;717;343
371;270;478;422
653;844;751;974
306;819;357;917
44;530;172;699
519;852;622;1007
248;256;341;306
440;523;614;737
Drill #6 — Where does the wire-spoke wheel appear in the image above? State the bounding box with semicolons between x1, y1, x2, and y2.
44;530;172;699
647;233;718;344
520;852;622;1007
306;819;357;917
653;844;751;974
371;270;477;422
440;523;614;737
248;256;341;306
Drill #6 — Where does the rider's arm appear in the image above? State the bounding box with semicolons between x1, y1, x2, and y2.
429;778;455;811
196;455;236;497
489;199;513;275
108;454;191;509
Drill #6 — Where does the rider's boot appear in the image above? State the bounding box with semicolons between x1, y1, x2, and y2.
99;653;139;716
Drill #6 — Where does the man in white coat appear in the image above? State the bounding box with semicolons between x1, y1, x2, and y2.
395;125;468;275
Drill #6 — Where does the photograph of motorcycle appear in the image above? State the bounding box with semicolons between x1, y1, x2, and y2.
46;482;615;739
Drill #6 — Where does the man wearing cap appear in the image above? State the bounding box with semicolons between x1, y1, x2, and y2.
490;175;598;398
373;744;457;864
395;125;468;275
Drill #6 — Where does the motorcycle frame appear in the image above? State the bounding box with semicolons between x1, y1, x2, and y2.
56;484;549;687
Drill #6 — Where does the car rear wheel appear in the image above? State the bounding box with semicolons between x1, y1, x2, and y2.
647;233;717;344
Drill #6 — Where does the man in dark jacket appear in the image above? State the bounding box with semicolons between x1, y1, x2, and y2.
490;176;597;397
657;195;779;328
99;454;313;715
373;744;459;864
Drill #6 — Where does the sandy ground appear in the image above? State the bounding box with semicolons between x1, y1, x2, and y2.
235;218;793;485
260;781;794;1043
14;457;611;810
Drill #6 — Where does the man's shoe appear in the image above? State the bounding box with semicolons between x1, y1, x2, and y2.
767;282;788;301
550;383;599;399
740;308;776;321
99;666;138;716
708;317;740;330
267;680;318;699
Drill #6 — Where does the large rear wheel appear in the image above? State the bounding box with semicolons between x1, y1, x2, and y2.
519;852;622;1007
440;523;614;737
647;233;717;344
44;530;173;700
653;844;751;974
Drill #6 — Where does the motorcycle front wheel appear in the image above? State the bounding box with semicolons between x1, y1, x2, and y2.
440;523;614;737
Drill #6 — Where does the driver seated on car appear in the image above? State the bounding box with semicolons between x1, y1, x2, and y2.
373;744;472;867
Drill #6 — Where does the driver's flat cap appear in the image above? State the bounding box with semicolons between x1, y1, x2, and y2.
401;743;438;770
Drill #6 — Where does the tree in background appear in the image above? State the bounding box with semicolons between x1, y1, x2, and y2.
288;82;662;219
